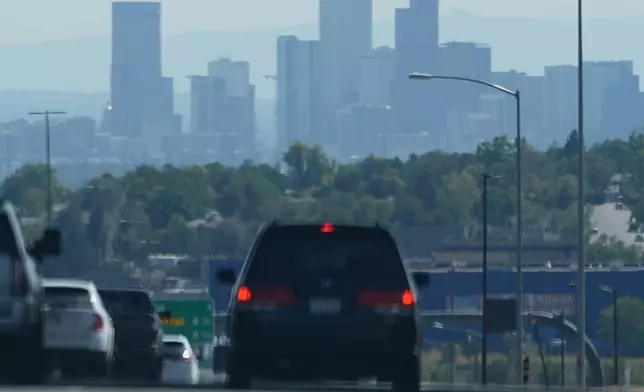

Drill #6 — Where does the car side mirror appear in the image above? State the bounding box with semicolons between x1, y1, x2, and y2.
30;228;62;261
412;272;430;288
217;268;236;284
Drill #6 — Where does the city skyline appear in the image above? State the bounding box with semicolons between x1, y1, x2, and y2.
2;1;644;95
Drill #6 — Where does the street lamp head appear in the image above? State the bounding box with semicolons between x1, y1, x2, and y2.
432;321;444;329
408;72;432;80
599;284;614;294
483;173;502;180
569;282;577;288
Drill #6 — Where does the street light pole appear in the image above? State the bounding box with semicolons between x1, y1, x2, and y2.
28;110;66;226
481;173;499;385
409;72;524;382
559;313;565;386
482;174;489;385
612;290;618;386
514;89;524;386
599;285;618;385
576;0;587;386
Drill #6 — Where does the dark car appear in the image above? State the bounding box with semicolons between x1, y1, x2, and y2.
97;288;163;381
0;201;61;384
216;222;429;391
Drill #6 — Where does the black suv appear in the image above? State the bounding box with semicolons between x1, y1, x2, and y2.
0;201;61;384
98;288;164;381
216;222;429;391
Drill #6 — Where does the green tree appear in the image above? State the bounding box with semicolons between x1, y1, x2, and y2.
436;171;479;225
598;297;644;356
1;164;68;216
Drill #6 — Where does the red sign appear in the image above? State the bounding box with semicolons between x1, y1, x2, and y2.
445;294;575;316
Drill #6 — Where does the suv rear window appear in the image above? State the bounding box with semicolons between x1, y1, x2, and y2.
45;287;93;310
99;290;155;314
161;341;187;358
244;225;408;287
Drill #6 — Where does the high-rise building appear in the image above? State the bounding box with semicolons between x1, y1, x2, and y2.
439;42;492;115
110;2;176;138
491;71;546;146
358;46;395;106
276;36;321;152
393;0;440;135
544;65;577;139
584;61;639;141
319;0;373;146
188;58;257;162
208;59;250;98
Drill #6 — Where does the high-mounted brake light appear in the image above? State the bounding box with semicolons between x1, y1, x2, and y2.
321;222;335;233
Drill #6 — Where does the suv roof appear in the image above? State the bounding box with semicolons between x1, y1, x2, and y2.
43;278;95;290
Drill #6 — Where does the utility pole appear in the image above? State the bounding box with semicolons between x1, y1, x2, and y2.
575;0;587;386
481;173;500;385
28;110;66;226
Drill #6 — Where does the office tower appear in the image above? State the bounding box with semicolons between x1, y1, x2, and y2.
439;42;492;115
544;65;577;139
358;46;395;106
110;2;175;138
319;0;373;146
584;61;639;141
393;0;441;135
207;59;257;159
276;36;321;152
189;59;257;162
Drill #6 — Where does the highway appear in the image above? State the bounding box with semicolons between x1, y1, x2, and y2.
0;369;627;392
0;384;627;392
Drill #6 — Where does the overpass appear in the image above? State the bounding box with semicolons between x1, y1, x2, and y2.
421;310;604;387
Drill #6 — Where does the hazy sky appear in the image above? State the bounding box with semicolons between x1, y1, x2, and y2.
2;0;642;44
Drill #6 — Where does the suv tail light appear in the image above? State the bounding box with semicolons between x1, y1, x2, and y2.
91;314;104;331
236;285;296;306
358;289;415;307
11;259;26;296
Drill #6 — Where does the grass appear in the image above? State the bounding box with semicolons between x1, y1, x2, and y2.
420;348;644;385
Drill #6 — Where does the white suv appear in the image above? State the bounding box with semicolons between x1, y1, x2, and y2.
43;278;115;379
0;201;61;384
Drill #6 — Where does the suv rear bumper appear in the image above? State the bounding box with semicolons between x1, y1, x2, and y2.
228;315;418;380
229;343;413;381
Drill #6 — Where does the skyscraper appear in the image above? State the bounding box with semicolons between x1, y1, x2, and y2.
319;0;372;146
439;41;492;115
393;0;441;134
110;2;174;138
188;59;257;162
277;36;321;152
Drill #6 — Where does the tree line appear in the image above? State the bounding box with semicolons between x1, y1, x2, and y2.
2;130;644;274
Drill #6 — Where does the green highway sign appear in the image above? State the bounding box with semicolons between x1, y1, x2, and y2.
153;292;214;368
